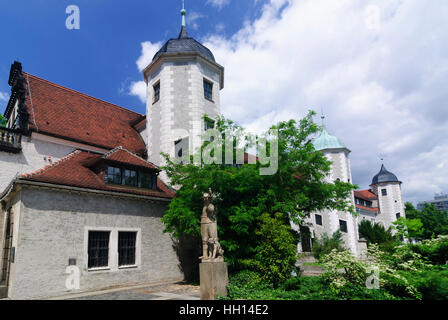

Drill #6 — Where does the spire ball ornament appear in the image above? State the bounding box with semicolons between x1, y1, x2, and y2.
181;0;186;27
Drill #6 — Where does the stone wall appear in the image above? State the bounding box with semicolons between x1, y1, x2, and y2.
375;182;405;230
7;186;184;299
146;58;221;176
0;136;75;193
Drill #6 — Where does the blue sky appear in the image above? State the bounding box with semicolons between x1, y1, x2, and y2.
0;0;268;115
1;0;448;205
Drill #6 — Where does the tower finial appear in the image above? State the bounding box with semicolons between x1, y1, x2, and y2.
181;0;186;27
320;107;325;128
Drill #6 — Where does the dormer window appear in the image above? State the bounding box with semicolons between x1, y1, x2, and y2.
140;172;157;189
203;79;213;101
106;166;122;185
123;169;137;187
105;165;157;190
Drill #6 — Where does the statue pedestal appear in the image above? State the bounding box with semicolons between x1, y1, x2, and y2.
199;261;228;300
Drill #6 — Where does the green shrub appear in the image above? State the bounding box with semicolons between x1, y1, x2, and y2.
312;230;344;260
240;213;298;287
358;220;395;247
410;235;448;265
402;268;448;300
320;247;421;299
224;270;272;300
225;272;338;300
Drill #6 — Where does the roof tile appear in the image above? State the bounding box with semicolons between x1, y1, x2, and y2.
20;149;174;199
24;73;146;155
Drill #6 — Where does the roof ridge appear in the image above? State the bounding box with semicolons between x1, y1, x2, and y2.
103;146;159;168
23;72;144;117
21;150;82;179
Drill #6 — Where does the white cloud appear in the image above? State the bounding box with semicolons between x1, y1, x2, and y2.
215;23;226;33
187;11;206;30
129;41;162;103
136;41;163;72
0;92;9;103
129;81;146;103
131;0;448;204
207;0;231;10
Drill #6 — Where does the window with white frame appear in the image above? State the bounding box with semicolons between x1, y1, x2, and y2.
88;231;110;269
87;228;140;271
118;232;137;267
153;81;160;103
203;79;213;101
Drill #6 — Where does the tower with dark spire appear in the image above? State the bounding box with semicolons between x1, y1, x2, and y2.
142;1;225;176
370;162;405;230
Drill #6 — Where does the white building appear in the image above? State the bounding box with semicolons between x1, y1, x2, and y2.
0;7;223;299
295;116;405;258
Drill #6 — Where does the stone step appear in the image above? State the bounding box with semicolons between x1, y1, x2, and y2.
299;265;324;276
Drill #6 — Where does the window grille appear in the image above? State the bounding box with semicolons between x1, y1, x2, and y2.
118;232;137;266
153;82;160;103
203;79;213;101
88;231;110;268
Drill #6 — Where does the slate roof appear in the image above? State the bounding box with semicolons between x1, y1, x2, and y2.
23;73;147;155
371;164;400;185
20;149;174;199
152;26;216;63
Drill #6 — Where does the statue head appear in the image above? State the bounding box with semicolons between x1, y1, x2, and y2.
203;188;214;202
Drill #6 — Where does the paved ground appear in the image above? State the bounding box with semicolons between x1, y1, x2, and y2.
53;282;200;300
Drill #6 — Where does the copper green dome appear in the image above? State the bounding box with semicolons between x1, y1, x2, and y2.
313;115;346;151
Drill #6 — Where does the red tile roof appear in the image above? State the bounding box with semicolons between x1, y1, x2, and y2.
24;73;146;155
103;147;157;170
20;149;174;199
354;189;377;200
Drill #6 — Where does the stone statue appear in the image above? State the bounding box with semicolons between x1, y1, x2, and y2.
200;189;224;262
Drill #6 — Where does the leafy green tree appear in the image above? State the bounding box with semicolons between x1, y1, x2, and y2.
392;217;424;241
358;220;395;246
405;202;448;239
160;111;357;271
0;114;7;127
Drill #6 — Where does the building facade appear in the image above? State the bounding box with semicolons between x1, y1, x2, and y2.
294;116;405;258
0;9;223;298
417;193;448;214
